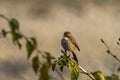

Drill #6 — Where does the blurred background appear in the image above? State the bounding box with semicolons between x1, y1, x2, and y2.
0;0;120;80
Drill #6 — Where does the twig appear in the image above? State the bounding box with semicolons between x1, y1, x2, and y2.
0;14;65;80
53;55;95;80
0;14;10;21
18;31;28;41
0;14;45;57
36;48;46;58
0;30;12;39
101;38;120;63
69;57;96;80
79;65;95;80
0;14;10;38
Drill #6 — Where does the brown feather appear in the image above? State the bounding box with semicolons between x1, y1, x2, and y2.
67;34;80;51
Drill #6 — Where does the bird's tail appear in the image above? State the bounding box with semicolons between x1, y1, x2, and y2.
72;52;78;63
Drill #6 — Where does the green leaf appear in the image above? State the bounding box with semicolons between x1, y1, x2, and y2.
53;54;80;80
26;40;34;59
30;37;37;47
16;41;22;49
58;55;68;66
11;31;22;49
52;63;56;71
44;51;55;62
9;18;19;31
39;61;51;80
39;52;54;80
1;29;7;37
68;59;80;80
9;18;22;49
32;56;39;74
92;70;105;80
11;32;22;43
26;37;37;59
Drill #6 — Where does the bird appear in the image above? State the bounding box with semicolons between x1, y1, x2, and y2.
61;31;80;62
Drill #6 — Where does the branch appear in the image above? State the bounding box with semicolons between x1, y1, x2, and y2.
101;38;120;63
79;65;95;80
0;14;64;80
0;14;10;21
69;57;96;80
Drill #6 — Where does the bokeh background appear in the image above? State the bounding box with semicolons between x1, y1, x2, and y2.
0;0;120;80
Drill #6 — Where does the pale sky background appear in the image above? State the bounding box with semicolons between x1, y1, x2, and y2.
0;0;120;80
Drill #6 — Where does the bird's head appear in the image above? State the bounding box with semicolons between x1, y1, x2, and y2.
63;31;72;38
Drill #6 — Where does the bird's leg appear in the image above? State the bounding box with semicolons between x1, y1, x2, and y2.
61;50;66;54
61;50;69;56
65;50;67;53
64;50;68;56
64;50;69;56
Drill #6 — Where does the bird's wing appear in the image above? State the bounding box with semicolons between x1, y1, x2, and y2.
69;36;80;51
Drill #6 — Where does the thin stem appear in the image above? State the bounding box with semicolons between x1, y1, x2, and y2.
79;65;95;80
18;30;46;57
18;31;28;41
0;14;10;22
36;48;46;58
69;57;96;80
0;14;64;80
101;38;120;63
53;57;64;64
0;14;45;57
0;30;11;38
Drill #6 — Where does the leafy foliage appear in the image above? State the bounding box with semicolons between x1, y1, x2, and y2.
9;18;22;49
0;15;120;80
1;29;7;37
52;54;80;80
32;56;39;74
39;52;54;80
9;18;19;31
52;63;56;71
68;59;80;80
39;62;51;80
26;37;37;59
44;51;55;62
11;31;22;48
0;16;56;80
91;70;105;80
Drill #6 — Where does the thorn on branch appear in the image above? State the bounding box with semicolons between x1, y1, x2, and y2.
119;38;120;41
107;50;110;54
117;42;120;45
101;38;104;43
114;56;117;58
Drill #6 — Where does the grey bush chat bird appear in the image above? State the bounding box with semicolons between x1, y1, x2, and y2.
61;31;80;62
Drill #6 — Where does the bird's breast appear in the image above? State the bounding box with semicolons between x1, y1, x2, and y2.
61;37;76;52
